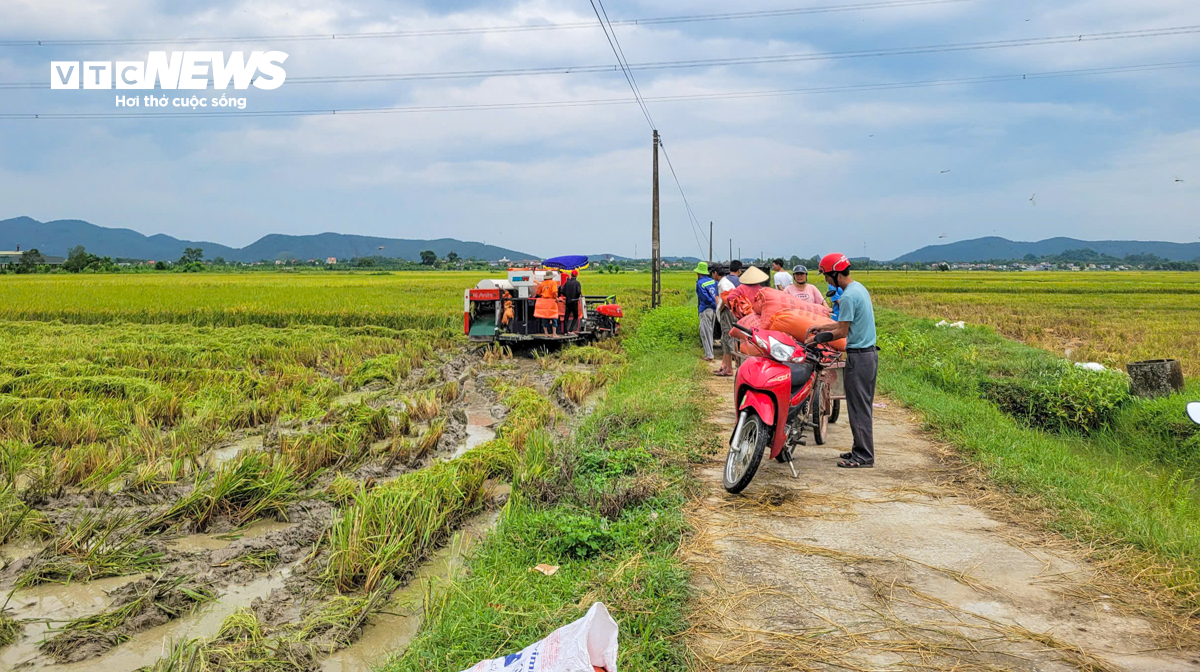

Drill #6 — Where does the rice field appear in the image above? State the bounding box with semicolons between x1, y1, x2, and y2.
863;271;1200;376
0;271;692;330
0;269;682;670
0;266;1193;669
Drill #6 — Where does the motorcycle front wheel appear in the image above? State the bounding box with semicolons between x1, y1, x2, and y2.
724;410;770;494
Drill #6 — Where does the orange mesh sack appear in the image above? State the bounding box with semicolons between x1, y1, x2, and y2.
735;314;764;356
767;309;846;351
721;284;762;319
752;287;830;324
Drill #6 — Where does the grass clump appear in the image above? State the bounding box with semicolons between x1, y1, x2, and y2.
41;575;217;662
552;371;597;405
152;453;300;531
276;403;395;477
347;343;435;387
324;441;515;592
146;608;312;672
0;483;52;544
239;548;280;572
560;345;622;366
18;509;163;587
492;385;559;450
0;611;18;649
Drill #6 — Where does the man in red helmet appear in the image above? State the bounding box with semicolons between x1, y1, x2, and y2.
806;253;877;469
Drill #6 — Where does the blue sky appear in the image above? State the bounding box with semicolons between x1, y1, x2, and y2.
0;0;1197;260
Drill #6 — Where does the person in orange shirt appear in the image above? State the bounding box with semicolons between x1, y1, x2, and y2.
533;273;560;334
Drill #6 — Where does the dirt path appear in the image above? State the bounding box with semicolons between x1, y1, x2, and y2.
685;375;1200;671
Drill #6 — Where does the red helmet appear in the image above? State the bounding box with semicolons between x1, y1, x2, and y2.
818;253;852;275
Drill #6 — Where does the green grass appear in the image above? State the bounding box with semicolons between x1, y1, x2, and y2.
378;305;715;671
0;611;19;650
876;309;1200;606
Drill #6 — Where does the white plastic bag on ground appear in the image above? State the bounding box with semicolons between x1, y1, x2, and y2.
1075;362;1106;372
459;602;619;672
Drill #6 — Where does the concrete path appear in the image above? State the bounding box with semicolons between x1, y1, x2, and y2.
685;375;1200;672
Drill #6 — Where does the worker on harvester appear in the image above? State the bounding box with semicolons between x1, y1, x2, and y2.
534;272;560;335
561;270;583;333
805;253;878;470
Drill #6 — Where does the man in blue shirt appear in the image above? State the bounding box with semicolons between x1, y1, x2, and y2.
695;261;718;361
806;253;877;469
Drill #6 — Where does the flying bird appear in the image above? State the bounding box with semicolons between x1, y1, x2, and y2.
1029;193;1037;206
377;246;385;250
1175;176;1185;183
939;233;948;239
940;169;951;174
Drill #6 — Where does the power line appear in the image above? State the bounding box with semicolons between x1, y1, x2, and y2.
588;0;654;130
0;0;978;47
3;60;1192;119
587;0;704;257
659;140;708;257
6;24;1193;90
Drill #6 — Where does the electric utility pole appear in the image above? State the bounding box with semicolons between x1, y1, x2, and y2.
651;130;661;309
708;222;713;262
729;239;732;263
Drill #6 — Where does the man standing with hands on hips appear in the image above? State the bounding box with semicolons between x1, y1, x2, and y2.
805;253;878;469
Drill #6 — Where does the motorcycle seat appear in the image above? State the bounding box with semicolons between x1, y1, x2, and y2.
786;360;815;395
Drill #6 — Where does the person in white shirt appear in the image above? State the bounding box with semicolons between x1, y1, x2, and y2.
713;264;738;377
771;259;792;291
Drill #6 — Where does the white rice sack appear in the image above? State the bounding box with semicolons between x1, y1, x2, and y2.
459;602;619;672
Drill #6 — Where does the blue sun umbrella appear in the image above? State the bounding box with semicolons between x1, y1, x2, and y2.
541;255;590;271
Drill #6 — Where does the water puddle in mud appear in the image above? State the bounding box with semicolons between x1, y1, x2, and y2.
13;559;305;671
203;434;264;469
0;538;45;565
0;573;146;669
167;518;295;553
319;507;502;672
451;380;498;459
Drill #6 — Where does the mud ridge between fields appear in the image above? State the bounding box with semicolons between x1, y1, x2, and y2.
685;375;1200;672
0;346;604;671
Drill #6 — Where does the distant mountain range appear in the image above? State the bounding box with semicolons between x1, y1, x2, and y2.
892;236;1200;263
7;218;1197;267
0;217;536;263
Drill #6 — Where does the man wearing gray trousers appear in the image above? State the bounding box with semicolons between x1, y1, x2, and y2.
806;252;878;469
695;262;718;361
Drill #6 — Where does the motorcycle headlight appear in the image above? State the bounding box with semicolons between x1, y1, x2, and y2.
768;337;796;362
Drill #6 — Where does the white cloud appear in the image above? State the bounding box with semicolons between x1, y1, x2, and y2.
0;0;1197;258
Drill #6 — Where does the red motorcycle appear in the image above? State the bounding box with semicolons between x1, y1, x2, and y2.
723;325;837;494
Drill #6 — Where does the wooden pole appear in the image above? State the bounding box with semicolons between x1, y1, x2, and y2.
652;130;661;309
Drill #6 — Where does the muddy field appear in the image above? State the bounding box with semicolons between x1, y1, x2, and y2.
0;335;616;671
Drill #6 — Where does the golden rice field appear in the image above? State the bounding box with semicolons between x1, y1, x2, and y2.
0;271;693;330
0;269;666;670
864;271;1200;377
0;269;1190;374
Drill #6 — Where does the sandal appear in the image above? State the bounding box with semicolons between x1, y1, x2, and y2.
837;457;874;469
713;369;733;377
840;452;853;460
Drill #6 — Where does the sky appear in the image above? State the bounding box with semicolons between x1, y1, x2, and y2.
0;0;1197;260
